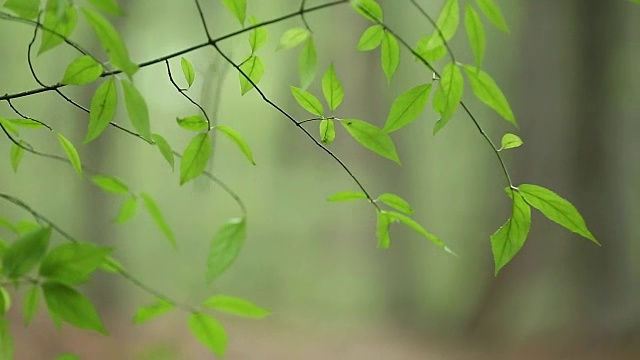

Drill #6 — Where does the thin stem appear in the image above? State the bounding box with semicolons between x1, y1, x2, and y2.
164;60;212;129
194;0;213;42
409;0;456;63
300;0;312;32
6;98;52;130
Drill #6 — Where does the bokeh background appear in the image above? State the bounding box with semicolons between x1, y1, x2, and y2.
1;0;639;359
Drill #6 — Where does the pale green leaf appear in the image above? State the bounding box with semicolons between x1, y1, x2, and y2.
87;0;123;15
319;119;336;144
85;78;117;143
2;227;51;279
207;218;246;283
464;4;486;68
248;16;267;52
475;0;510;33
113;196;138;223
180;57;195;88
180;133;212;185
500;133;523;150
463;65;516;126
491;190;530;274
0;287;11;315
0;117;20;135
350;0;383;22
380;32;400;83
39;2;78;55
39;243;113;285
221;0;246;26
133;299;174;324
327;191;367;202
214;125;256;165
0;318;13;360
383;83;432;133
376;211;391;249
177;115;208;132
10;142;25;172
203;295;270;319
322;64;344;111
376;193;413;214
56;133;82;177
239;55;265;95
91;175;129;195
426;0;460;51
341;119;400;163
433;62;463;133
357;25;384;51
61;55;103;85
298;37;317;89
7;118;44;129
42;281;107;334
4;0;39;19
290;86;324;116
277;27;309;50
121;79;152;141
415;35;447;63
188;312;227;357
386;211;452;253
55;354;79;360
151;134;175;170
23;285;40;326
141;193;177;248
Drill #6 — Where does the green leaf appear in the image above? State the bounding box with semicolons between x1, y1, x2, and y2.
426;0;460;52
82;8;138;77
500;133;523;150
87;0;123;15
188;312;227;357
357;25;384;51
39;2;78;55
0;218;17;234
376;211;391;248
463;65;516;126
55;354;80;360
15;220;41;235
327;191;367;202
101;256;124;274
151;134;175;170
248;16;267;52
121;79;152;141
0;318;13;360
350;0;383;22
319;119;336;144
322;64;344;112
383;83;432;133
221;0;246;26
475;0;509;33
290;86;324;116
277;27;310;50
91;175;129;194
141;193;177;248
202;295;270;319
380;32;400;83
464;4;486;69
180;133;212;185
113;196;138;223
491;190;531;274
177;115;208;132
214;125;256;165
39;243;113;285
4;0;39;19
61;55;103;85
42;281;107;334
10;142;25;172
133;299;174;325
85;77;117;143
7;118;44;129
415;35;447;63
376;193;413;215
341;119;400;164
433;62;463;133
2;227;51;279
23;285;41;326
180;57;195;88
518;184;599;244
0;117;19;135
56;133;82;177
239;55;265;95
0;287;11;315
207;218;246;283
386;211;454;254
298;37;317;89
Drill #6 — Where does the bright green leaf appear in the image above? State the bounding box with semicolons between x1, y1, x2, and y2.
381;32;400;83
248;16;267;52
61;55;103;85
386;211;454;254
327;191;367;202
121;79;152;141
376;193;413;214
151;134;175;170
500;133;523;150
277;27;310;50
113;196;138;223
87;0;123;15
42;281;107;334
177;115;208;132
55;354;80;360
415;35;447;63
0;117;20;135
214;125;256;165
7;118;44;129
475;0;510;33
357;25;384;51
0;218;17;234
322;64;344;112
39;2;78;55
426;0;460;51
15;220;41;235
350;0;383;22
0;318;13;360
491;190;530;274
207;218;246;283
4;0;39;19
290;86;324;116
433;62;463;133
180;133;212;185
39;243;113;285
85;77;117;143
10;142;25;173
239;55;265;95
463;65;516;126
383;83;432;133
23;285;40;326
180;57;195;88
0;287;10;315
56;133;82;177
133;299;174;325
518;184;599;244
202;295;270;318
188;312;227;357
341;119;400;163
2;227;51;279
91;175;129;195
465;4;486;69
141;193;177;248
221;0;246;26
298;37;317;89
376;211;391;248
319;119;336;144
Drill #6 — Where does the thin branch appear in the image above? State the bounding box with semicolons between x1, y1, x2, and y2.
299;0;312;32
194;0;213;42
164;59;212;129
6;98;53;130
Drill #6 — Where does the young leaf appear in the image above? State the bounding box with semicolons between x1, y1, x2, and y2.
239;55;265;95
214;125;256;165
91;175;129;195
133;299;174;324
2;227;51;279
248;16;267;52
350;0;384;22
4;0;39;20
56;133;82;177
327;191;368;202
121;79;152;141
39;243;113;285
0;287;11;315
39;2;78;55
357;25;384;51
277;27;310;50
85;78;117;143
383;83;432;133
415;35;447;62
463;65;516;126
341;119;400;164
322;64;344;112
475;0;510;33
23;285;40;326
180;133;212;185
207;218;246;283
319;119;336;144
433;62;463;133
290;86;324;116
87;0;124;15
491;190;531;275
464;4;486;69
82;8;138;77
15;220;41;235
386;211;452;253
10;142;25;173
42;281;107;334
0;318;13;360
500;133;523;150
180;57;195;88
0;117;20;135
426;0;460;51
177;115;208;132
61;55;103;85
376;193;413;215
55;354;80;360
298;37;317;89
518;184;599;244
114;196;138;223
0;218;17;234
376;211;391;248
140;193;177;248
380;32;400;83
202;295;270;319
222;0;246;26
188;312;227;357
151;134;175;170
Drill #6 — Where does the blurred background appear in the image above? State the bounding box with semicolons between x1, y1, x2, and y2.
1;0;639;359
